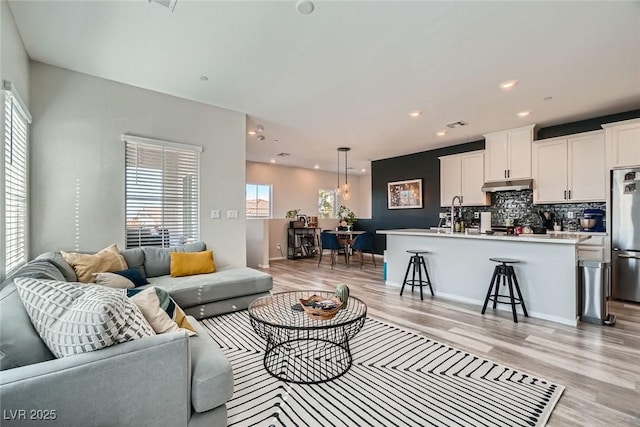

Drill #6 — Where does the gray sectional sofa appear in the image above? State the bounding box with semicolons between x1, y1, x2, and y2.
0;242;273;427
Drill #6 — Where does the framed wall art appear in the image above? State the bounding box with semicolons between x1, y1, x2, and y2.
387;179;423;209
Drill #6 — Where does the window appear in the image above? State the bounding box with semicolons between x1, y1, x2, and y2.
3;82;31;277
318;189;337;219
124;135;201;248
246;184;272;218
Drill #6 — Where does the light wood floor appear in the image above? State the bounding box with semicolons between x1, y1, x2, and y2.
259;256;640;426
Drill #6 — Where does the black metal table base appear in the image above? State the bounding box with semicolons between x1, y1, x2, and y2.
264;337;353;384
248;291;367;384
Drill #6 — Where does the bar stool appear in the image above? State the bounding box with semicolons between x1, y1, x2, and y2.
481;258;528;323
400;250;434;300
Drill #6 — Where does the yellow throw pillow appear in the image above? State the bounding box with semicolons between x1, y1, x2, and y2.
61;244;128;283
170;250;216;277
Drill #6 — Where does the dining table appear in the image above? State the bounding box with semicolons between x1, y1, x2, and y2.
326;230;366;267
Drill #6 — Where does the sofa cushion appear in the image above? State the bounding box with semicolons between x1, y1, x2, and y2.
61;244;128;283
188;318;234;412
34;252;78;282
120;247;146;277
0;283;55;370
6;260;66;283
170;250;216;277
14;278;155;358
142;242;207;278
148;266;273;308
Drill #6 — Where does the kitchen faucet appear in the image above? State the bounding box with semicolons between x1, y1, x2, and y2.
451;195;463;233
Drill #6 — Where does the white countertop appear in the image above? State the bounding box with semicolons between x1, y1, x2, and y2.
377;228;590;244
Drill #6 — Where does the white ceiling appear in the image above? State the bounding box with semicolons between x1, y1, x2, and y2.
8;1;640;174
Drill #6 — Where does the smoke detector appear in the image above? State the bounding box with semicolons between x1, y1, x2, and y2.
257;135;265;141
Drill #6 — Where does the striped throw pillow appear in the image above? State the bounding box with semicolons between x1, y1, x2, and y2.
14;278;155;358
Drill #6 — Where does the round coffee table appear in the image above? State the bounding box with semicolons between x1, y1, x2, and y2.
248;290;367;384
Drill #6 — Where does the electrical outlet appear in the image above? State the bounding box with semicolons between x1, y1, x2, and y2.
567;211;574;219
474;212;480;219
439;212;447;219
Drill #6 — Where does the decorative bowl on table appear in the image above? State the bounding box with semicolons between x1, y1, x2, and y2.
300;295;344;320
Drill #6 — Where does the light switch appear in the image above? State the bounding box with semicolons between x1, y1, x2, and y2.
211;209;221;219
227;210;239;219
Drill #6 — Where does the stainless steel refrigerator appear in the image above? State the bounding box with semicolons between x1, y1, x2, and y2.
612;168;640;302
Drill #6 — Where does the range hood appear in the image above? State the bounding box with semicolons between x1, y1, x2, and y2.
481;179;533;192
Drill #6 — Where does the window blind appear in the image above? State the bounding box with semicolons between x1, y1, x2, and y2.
125;138;200;248
3;90;30;275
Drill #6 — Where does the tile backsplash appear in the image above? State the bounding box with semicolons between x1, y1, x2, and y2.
449;190;606;230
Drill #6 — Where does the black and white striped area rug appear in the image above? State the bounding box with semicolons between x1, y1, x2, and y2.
200;312;564;427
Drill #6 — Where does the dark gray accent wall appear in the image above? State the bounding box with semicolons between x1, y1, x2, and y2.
357;108;640;254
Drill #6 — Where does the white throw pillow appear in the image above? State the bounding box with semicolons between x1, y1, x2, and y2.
92;272;135;289
14;278;155;358
130;287;185;335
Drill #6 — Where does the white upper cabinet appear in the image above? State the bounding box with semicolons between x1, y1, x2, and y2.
440;150;489;207
568;133;606;201
484;125;535;182
533;139;568;203
603;118;640;169
440;155;461;206
532;130;605;204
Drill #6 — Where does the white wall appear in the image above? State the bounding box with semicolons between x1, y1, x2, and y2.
1;0;30;279
246;219;269;268
29;62;247;267
246;161;370;219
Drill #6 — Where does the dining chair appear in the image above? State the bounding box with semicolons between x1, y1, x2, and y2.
318;231;344;270
350;232;377;270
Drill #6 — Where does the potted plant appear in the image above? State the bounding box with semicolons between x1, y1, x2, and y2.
337;205;356;230
285;209;300;219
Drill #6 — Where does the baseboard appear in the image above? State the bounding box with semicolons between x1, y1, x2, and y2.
258;263;270;268
269;256;286;261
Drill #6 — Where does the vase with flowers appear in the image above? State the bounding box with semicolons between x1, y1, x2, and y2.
337;205;356;231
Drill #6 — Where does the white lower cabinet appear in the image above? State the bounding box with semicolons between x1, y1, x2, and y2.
577;235;606;262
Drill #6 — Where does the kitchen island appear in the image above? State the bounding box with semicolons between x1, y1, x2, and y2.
378;228;590;326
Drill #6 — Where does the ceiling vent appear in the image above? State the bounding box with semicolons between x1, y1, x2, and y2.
446;121;468;129
277;153;291;157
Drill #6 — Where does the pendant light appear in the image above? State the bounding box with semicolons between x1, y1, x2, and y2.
337;147;351;201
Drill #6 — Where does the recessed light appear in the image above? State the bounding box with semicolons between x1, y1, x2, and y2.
200;75;208;81
270;159;276;163
517;110;532;117
272;139;279;143
436;131;447;136
499;80;518;90
314;164;320;169
361;168;366;173
257;135;265;141
409;111;421;118
248;130;256;135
